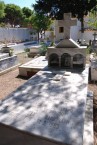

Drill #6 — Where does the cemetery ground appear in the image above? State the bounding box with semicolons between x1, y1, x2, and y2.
0;53;97;145
0;52;32;99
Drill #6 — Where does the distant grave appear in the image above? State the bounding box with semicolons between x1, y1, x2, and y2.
0;53;9;59
19;56;48;77
0;46;18;73
28;45;41;57
90;32;97;81
91;32;97;53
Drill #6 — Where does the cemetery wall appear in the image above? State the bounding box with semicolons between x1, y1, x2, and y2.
79;31;96;42
9;41;38;54
43;31;53;41
70;20;81;41
0;28;30;43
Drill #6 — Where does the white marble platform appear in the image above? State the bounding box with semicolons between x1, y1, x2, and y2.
19;56;48;76
0;65;89;145
0;53;9;59
29;45;41;53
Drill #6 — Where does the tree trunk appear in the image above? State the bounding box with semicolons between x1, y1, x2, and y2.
44;30;45;39
40;30;42;39
80;17;84;44
38;31;39;43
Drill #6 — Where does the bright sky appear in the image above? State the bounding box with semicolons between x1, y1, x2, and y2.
3;0;36;9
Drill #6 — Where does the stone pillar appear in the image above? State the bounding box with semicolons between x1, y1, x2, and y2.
83;57;86;68
59;56;61;67
48;56;50;67
71;56;73;68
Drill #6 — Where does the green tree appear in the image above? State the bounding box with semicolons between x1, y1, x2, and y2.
4;4;23;27
30;12;52;42
22;7;32;18
21;7;33;27
0;1;5;19
33;0;97;43
88;5;97;29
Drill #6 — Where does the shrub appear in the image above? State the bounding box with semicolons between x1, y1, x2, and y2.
86;46;91;54
24;48;30;53
39;42;48;56
9;48;14;56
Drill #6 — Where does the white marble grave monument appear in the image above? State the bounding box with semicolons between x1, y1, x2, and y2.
0;46;18;73
0;66;91;145
55;13;77;40
48;13;86;69
0;13;93;145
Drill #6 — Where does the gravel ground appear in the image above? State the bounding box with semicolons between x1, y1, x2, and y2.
0;69;28;99
0;52;97;144
0;52;32;99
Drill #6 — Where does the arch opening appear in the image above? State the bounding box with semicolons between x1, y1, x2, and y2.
49;53;59;67
73;54;84;68
61;53;71;68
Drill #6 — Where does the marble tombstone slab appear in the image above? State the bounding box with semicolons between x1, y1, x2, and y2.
0;65;89;145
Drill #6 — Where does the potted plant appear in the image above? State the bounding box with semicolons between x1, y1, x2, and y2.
24;48;30;57
9;48;14;56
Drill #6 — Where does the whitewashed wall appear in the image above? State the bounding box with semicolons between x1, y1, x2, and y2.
44;31;52;40
79;31;95;42
0;28;30;42
70;21;81;41
8;41;39;54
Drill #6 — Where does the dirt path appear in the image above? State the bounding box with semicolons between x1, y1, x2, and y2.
0;52;32;99
0;69;28;99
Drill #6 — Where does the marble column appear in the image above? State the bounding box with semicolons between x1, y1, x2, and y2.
83;57;86;68
71;56;73;68
48;57;50;67
59;56;61;67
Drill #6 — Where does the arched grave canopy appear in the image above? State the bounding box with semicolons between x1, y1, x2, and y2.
73;54;84;68
61;53;71;67
49;53;59;67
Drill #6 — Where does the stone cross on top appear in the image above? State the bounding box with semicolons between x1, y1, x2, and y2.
58;13;77;39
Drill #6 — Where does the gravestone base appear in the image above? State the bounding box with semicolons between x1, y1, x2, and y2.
0;55;18;72
19;56;48;77
0;124;58;145
0;65;92;145
0;53;9;59
0;89;93;145
28;45;41;57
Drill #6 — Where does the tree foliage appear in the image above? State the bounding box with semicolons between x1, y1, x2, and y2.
30;12;52;40
33;0;97;32
4;4;23;26
22;7;32;18
21;7;33;27
0;1;5;19
88;5;97;29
